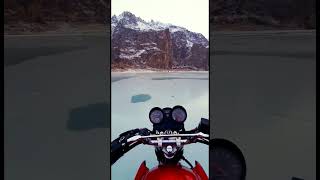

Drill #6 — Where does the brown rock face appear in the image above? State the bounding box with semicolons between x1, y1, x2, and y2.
143;29;173;69
188;45;209;71
112;28;173;70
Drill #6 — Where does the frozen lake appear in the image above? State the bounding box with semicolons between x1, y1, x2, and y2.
111;71;209;179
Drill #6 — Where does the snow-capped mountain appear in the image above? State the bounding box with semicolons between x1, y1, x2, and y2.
111;11;209;70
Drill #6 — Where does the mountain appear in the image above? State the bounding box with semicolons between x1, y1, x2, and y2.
111;11;209;71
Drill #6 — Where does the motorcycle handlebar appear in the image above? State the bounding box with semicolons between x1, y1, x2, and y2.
111;118;209;165
127;132;209;146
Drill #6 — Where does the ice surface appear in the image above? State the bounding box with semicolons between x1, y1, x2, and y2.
111;72;209;179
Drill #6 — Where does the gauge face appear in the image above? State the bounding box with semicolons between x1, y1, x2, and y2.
171;106;187;123
210;139;246;180
149;107;164;124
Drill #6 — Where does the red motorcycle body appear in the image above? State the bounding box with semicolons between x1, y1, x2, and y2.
134;161;208;180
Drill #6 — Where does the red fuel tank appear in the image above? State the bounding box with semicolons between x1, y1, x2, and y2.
135;161;208;180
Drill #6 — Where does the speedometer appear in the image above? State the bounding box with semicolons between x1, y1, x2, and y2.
210;139;246;180
149;107;164;124
171;105;187;123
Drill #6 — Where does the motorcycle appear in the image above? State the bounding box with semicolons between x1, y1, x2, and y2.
111;105;246;180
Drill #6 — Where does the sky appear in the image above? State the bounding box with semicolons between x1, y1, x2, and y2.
111;0;209;39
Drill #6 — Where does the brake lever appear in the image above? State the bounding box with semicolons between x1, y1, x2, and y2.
195;137;210;145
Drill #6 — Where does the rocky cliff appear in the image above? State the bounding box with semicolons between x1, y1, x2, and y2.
111;12;209;71
112;28;173;69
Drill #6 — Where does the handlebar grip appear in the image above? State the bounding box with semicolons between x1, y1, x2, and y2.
111;138;142;165
111;137;126;165
198;118;209;134
111;128;150;165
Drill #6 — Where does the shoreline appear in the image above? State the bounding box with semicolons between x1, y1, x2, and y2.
111;69;208;73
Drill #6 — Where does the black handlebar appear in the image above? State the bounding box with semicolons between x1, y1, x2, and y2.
111;137;141;165
111;128;150;165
